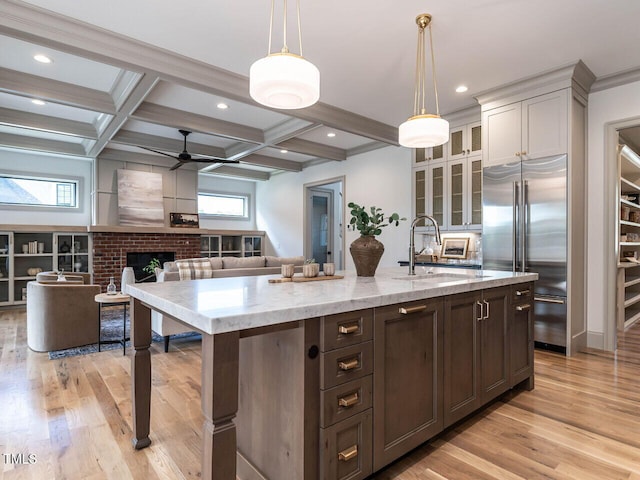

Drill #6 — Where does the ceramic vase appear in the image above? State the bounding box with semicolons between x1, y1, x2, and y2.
121;267;136;294
349;235;384;277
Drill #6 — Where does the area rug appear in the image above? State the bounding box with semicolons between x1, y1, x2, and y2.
48;309;200;359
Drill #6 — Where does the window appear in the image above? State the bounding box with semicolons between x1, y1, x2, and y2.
0;175;77;208
198;192;249;218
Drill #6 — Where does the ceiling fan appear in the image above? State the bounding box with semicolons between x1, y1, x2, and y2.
136;129;239;171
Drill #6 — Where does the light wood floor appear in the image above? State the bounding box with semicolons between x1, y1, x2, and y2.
1;308;639;480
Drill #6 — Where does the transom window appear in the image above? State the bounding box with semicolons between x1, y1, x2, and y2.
0;175;78;208
198;192;249;218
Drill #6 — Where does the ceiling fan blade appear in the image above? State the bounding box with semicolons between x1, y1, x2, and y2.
189;158;240;164
137;145;179;160
169;161;184;171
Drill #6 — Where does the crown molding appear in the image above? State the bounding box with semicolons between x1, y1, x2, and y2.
592;67;640;93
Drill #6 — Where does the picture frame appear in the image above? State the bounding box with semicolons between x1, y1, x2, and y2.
440;237;469;259
169;212;200;228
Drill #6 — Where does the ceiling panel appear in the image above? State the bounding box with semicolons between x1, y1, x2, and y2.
0;34;123;92
0;92;105;124
296;125;375;151
120;120;239;150
0;124;88;144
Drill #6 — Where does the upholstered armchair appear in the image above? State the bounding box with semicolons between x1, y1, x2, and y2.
27;273;101;352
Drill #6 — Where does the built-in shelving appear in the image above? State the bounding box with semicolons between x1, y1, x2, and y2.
617;144;640;330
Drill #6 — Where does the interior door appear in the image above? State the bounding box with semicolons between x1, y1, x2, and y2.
307;188;333;269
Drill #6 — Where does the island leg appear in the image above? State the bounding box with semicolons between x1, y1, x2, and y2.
131;298;152;449
201;331;240;480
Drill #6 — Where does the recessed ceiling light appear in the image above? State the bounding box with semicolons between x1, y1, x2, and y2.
327;132;336;138
280;149;288;154
216;103;229;110
31;99;46;106
33;54;52;64
455;85;468;93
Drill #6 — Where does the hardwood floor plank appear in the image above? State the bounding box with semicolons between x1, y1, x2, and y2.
1;308;640;479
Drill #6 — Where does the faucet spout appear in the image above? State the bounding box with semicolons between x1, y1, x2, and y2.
409;215;441;275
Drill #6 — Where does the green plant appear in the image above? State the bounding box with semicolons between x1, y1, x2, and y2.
142;258;161;275
304;258;317;264
347;202;406;236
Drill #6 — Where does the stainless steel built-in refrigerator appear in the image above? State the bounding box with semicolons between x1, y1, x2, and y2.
483;155;567;351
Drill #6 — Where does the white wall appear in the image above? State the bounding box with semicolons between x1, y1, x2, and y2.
198;174;257;230
256;146;412;270
0;149;92;226
587;79;640;348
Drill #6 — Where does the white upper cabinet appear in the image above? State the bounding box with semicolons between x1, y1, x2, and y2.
412;143;445;166
482;89;568;168
448;121;482;161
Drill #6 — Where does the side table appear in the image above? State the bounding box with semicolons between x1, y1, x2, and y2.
95;292;131;354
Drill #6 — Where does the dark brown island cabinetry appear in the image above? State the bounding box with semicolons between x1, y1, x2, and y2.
234;284;534;480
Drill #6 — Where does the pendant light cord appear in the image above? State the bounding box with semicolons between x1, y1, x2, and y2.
412;19;441;117
429;24;440;116
268;0;305;56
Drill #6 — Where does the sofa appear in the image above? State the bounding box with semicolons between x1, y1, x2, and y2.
27;272;101;352
152;255;304;351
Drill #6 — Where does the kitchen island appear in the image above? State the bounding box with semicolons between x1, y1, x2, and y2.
127;266;537;480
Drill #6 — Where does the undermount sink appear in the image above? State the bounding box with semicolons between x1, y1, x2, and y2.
393;273;489;282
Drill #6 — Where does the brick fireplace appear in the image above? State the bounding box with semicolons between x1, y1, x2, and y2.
92;232;200;289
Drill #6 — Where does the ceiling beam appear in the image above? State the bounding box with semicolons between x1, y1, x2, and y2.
0;67;116;114
111;130;227;158
203;165;270;181
239;154;302;172
132;103;265;144
0;2;398;146
276;138;347;161
0;107;98;139
0;132;87;156
87;73;160;157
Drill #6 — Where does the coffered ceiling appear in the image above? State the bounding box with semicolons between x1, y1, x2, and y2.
1;0;640;180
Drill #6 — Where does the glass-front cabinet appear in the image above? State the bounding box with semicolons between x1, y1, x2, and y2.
242;236;262;257
447;156;482;231
54;233;90;273
201;235;222;257
413;160;447;232
0;232;11;305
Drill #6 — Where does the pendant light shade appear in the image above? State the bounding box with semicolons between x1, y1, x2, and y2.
250;0;319;109
250;53;319;109
399;14;449;148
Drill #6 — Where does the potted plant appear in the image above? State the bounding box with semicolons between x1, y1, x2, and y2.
347;202;405;276
302;258;320;278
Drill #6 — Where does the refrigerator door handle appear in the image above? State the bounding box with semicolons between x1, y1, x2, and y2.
513;181;519;272
523;180;529;273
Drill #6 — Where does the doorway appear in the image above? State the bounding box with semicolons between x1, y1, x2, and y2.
304;177;345;271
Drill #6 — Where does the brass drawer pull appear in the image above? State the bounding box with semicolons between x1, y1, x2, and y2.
338;445;358;462
338;323;359;334
516;289;531;296
338;392;359;408
338;357;360;371
399;305;427;315
516;304;531;311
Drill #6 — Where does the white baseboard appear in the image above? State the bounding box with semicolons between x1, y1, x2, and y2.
587;331;605;350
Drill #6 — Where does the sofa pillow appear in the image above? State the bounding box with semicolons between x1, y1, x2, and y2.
209;257;223;270
175;258;214;280
163;261;178;273
222;256;266;269
265;256;305;267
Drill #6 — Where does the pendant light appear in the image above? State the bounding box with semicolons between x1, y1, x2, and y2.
399;14;449;148
250;0;319;110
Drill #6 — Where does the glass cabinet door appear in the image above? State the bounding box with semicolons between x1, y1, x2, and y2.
449;161;465;228
470;158;483;226
414;168;426;222
430;163;445;228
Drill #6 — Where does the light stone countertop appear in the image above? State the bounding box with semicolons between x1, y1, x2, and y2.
126;266;538;335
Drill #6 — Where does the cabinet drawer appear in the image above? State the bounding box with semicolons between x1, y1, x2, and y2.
320;309;373;352
321;341;373;389
512;283;533;303
321;375;372;428
320;410;372;480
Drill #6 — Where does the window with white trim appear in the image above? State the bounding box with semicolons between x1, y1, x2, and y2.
198;192;249;218
0;174;78;208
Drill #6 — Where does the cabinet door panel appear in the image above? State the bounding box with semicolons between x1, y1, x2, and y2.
373;299;443;471
522;89;568;159
483;103;522;168
444;291;481;427
481;287;510;402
